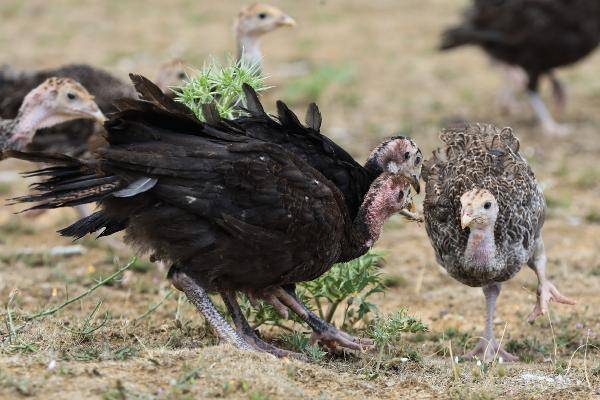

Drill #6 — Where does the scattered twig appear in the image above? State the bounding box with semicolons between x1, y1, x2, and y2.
26;258;136;321
449;340;460;381
5;289;19;345
134;288;175;323
63;299;109;336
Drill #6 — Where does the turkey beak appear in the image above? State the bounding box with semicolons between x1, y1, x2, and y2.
92;109;107;124
410;175;420;194
461;212;473;229
278;15;296;27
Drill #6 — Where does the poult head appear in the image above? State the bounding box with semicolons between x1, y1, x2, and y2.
154;59;187;93
20;77;105;127
235;3;296;37
460;189;499;230
365;136;423;193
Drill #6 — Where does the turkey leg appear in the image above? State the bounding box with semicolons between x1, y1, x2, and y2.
463;282;518;362
527;238;575;322
264;286;374;351
220;290;303;359
170;271;253;351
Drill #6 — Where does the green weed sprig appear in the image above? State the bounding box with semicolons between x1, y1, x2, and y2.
174;56;269;121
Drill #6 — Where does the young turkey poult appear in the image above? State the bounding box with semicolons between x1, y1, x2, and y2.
8;75;421;356
235;3;296;69
423;123;575;362
440;0;600;135
0;62;186;156
0;77;104;157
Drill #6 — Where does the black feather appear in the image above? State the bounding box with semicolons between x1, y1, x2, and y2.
305;103;322;131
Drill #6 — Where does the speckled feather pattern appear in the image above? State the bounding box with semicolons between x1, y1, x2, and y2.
423;123;545;287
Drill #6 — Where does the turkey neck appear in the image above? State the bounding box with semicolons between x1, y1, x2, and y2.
236;32;262;68
464;225;497;267
6;106;55;149
342;176;398;261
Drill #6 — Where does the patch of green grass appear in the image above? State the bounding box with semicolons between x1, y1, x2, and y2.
584;209;600;224
129;258;155;274
590;266;600;276
0;220;35;236
0;368;33;396
505;337;549;363
279;332;326;363
113;346;138;361
281;331;310;353
370;310;428;352
249;391;271;400
283;64;355;105
545;194;571;210
574;169;600;189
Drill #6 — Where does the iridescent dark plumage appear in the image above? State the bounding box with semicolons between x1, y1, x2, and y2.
8;75;415;355
236;84;422;222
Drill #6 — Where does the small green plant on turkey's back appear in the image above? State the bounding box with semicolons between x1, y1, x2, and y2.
173;56;269;121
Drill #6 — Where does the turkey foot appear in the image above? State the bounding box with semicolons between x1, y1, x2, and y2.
309;323;374;352
220;290;304;360
527;281;576;323
249;286;374;352
527;239;576;323
463;337;518;363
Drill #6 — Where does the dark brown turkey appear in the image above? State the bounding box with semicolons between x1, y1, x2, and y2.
423;123;575;362
0;62;186;156
441;0;600;135
9;75;421;356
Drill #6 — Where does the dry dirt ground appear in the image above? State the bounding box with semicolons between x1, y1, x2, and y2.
1;1;600;399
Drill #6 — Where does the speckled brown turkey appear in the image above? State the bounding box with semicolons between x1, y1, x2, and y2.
423;123;575;361
8;75;421;356
441;0;600;134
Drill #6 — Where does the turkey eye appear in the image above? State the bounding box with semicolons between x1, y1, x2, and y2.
484;201;492;209
67;92;77;100
258;12;267;19
177;72;186;79
404;151;410;160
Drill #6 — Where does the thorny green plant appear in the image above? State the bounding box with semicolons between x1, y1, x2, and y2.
368;310;428;375
240;251;387;336
303;250;385;329
280;331;326;362
174;56;269;121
